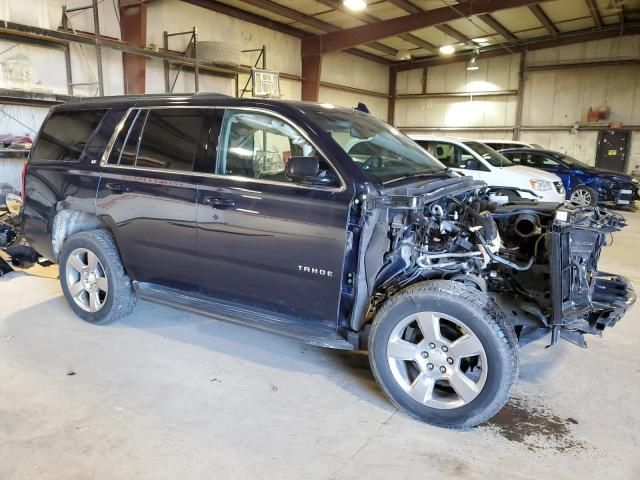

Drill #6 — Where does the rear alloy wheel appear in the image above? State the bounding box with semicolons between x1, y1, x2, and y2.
570;186;597;206
59;230;137;324
368;280;519;428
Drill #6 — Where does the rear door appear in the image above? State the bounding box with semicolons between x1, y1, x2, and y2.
195;108;354;325
96;107;215;292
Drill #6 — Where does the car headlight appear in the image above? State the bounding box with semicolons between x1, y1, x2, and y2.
529;179;553;191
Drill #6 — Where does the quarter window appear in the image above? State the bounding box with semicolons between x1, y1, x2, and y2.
31;110;106;162
218;110;337;186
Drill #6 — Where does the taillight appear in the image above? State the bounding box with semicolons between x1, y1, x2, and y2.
21;161;27;204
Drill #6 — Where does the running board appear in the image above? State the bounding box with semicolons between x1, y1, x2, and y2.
133;281;354;350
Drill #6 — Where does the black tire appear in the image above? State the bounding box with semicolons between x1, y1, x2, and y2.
59;229;137;324
368;280;519;429
570;185;598;206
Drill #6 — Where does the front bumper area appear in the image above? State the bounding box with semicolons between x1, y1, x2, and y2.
590;273;636;330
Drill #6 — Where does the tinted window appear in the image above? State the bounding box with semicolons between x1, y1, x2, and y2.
32;110;106;161
108;109;207;172
432;142;484;170
218;110;338;185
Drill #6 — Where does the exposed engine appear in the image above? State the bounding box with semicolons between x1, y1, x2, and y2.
356;177;633;347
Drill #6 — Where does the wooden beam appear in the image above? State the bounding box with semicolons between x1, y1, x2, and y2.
302;0;548;55
301;54;322;101
584;0;603;28
394;23;640;71
238;0;397;57
119;0;147;94
528;4;559;36
478;13;518;42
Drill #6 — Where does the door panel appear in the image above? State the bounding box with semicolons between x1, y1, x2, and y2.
96;108;215;292
596;130;630;172
196;108;353;325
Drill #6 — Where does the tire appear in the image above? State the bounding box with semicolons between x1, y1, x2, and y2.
368;280;519;429
570;185;597;206
58;229;137;324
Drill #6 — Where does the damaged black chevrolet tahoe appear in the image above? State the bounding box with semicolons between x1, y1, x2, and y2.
8;94;635;428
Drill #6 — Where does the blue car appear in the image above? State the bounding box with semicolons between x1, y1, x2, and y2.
500;148;638;207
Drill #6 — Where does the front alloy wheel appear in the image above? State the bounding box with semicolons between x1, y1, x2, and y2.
570;186;597;206
387;311;487;409
368;280;519;429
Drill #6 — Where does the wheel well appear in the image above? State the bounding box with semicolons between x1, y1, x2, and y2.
51;210;108;261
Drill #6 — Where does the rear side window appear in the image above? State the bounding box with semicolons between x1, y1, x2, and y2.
108;108;209;172
31;110;106;161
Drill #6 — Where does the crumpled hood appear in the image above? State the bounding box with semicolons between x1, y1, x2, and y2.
580;168;633;183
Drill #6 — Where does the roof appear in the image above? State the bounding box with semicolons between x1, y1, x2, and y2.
195;0;640;65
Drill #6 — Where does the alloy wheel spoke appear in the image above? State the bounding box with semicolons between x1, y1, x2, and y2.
449;334;483;359
87;251;99;272
67;254;86;273
387;338;419;361
89;291;101;312
409;373;435;404
69;281;85;297
95;277;108;293
415;312;442;344
449;370;480;403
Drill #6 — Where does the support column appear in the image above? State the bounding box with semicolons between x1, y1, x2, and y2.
388;67;397;125
513;50;527;140
119;0;147;94
301;53;322;102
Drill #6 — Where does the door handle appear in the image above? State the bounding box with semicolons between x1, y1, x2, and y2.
202;196;235;209
105;182;128;193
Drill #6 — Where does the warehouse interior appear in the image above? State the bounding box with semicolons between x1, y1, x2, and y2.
1;1;639;479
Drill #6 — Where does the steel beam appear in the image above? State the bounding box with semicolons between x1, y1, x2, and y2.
478;14;518;42
584;0;603;28
388;68;397;125
436;24;474;46
529;4;559;36
119;0;147;94
302;0;549;55
394;22;640;71
301;54;322;102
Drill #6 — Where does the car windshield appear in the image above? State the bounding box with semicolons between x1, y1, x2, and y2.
549;152;590;169
304;107;447;185
463;141;514;167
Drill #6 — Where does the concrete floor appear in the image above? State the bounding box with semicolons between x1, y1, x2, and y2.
1;214;640;480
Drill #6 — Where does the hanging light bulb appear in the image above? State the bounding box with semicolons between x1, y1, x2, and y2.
396;49;411;61
467;49;480;71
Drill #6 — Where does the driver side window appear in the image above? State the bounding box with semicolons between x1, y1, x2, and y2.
433;142;483;170
218;110;338;186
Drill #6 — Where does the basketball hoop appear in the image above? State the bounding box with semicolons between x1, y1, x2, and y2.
252;68;280;98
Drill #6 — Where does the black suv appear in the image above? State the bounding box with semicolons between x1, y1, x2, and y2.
7;93;635;428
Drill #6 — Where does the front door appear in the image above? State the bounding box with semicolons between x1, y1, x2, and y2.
596;130;630;172
195;108;354;326
423;141;492;183
96;107;216;292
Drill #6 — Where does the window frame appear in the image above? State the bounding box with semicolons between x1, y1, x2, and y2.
101;106;346;192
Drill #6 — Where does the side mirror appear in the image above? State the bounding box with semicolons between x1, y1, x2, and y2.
465;158;480;170
285;156;319;182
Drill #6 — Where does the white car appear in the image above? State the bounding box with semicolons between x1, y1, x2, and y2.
409;135;565;203
482;139;541;151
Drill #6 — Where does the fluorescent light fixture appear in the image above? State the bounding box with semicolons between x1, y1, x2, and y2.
343;0;367;11
439;44;455;55
472;37;490;44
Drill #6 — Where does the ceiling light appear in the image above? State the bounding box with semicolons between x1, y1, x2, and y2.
439;44;455;55
343;0;367;11
466;56;479;71
395;49;411;61
472;38;490;44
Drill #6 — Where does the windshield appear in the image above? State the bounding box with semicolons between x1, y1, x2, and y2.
304;107;446;184
549;152;590;169
463;141;514;167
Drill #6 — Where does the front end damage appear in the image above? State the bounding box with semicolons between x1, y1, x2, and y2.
352;176;634;348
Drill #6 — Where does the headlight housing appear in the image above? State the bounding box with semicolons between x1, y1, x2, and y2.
529;179;553;191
